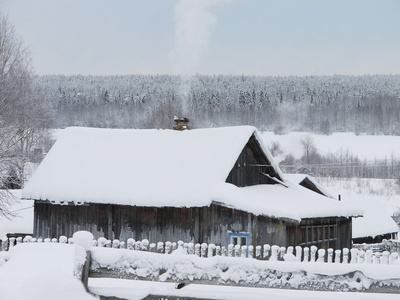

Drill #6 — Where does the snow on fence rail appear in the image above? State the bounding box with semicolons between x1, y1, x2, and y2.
1;235;400;265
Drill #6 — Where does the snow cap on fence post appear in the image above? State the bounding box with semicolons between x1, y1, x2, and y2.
195;243;201;256
188;242;194;255
303;247;309;262
157;242;164;253
255;245;262;259
142;239;149;251
127;238;135;250
248;245;254;258
73;231;94;251
366;249;373;264
284;246;296;262
350;248;358;264
263;244;270;260
208;243;216;257
112;239;120;248
310;246;317;262
216;245;221;256
342;248;349;264
1;237;8;251
201;243;207;257
335;249;341;263
227;244;234;257
23;236;32;243
358;250;365;264
165;241;172;254
374;252;382;264
240;245;247;257
327;248;334;263
270;245;279;261
72;231;93;292
382;251;390;264
98;237;107;247
317;249;325;263
221;246;227;256
390;252;398;264
234;244;241;257
295;246;302;262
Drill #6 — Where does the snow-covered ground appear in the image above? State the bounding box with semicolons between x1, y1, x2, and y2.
90;278;400;300
1;242;400;300
0;243;96;300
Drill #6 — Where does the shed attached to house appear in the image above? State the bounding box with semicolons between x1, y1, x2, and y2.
22;126;361;250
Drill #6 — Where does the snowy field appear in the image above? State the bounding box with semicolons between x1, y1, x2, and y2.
260;131;400;161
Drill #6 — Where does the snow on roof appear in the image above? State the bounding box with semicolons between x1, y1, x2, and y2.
213;182;361;222
22;126;360;221
283;174;335;199
353;208;399;239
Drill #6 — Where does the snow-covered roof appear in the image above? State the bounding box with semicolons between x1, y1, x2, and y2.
22;126;361;222
284;174;335;199
353;209;399;239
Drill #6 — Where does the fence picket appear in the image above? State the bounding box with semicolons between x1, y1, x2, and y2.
2;233;400;267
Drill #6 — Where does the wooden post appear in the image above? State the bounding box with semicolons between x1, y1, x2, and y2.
81;250;91;292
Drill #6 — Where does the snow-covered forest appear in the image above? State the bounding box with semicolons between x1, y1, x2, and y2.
30;74;400;181
34;74;400;134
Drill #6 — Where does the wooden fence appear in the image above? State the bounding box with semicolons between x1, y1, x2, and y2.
2;235;400;265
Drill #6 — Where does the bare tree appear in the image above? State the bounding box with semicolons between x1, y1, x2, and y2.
0;13;53;218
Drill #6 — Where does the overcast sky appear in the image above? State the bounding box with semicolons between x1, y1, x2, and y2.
2;0;399;76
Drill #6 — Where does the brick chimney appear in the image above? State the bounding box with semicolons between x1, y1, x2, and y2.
173;116;190;131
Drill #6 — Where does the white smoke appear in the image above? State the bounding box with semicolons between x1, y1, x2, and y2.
171;0;232;115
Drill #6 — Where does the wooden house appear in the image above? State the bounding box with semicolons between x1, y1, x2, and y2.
22;126;361;250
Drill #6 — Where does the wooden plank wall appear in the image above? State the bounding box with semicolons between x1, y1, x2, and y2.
226;134;281;187
34;201;352;250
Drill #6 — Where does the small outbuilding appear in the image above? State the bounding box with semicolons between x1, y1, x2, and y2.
22;126;361;250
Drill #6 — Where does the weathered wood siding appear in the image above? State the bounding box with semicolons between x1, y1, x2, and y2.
226;134;282;187
34;202;351;250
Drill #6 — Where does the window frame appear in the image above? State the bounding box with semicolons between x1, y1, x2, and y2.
228;232;250;257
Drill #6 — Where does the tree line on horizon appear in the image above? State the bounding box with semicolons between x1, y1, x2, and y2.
33;73;400;135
